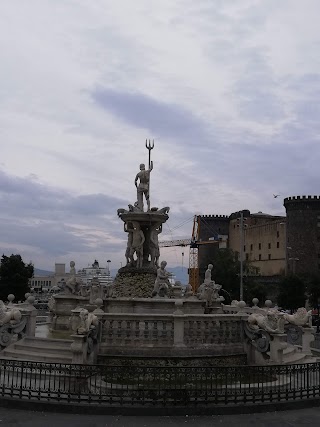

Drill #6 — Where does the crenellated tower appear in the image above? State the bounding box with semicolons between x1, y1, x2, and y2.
284;195;320;275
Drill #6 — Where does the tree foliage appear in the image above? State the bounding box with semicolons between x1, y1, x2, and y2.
209;249;240;301
277;274;306;312
0;254;34;301
306;274;320;309
243;280;268;306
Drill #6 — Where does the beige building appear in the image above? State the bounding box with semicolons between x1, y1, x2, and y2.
29;263;70;292
228;212;286;276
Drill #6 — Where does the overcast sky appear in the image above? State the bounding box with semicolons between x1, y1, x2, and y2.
1;0;319;272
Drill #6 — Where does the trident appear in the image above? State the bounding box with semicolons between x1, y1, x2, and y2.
145;139;154;169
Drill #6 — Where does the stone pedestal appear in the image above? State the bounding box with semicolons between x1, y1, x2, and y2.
269;333;287;364
51;294;91;331
301;327;315;355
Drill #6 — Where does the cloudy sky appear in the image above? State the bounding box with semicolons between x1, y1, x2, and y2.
1;0;319;272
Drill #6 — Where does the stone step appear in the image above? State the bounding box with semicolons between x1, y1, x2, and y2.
13;342;72;357
23;337;73;347
283;351;309;364
1;348;72;363
283;345;297;355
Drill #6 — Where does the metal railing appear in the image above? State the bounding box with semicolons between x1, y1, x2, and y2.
0;358;320;408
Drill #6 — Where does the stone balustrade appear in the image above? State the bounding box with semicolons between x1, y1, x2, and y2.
98;312;246;356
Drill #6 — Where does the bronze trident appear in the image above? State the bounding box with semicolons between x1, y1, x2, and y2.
145;139;154;169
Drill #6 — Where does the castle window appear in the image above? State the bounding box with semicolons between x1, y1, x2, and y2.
277;231;280;238
259;243;261;250
268;254;271;260
259;254;261;261
268;243;271;249
246;253;249;261
250;244;253;251
277;242;280;248
244;245;246;251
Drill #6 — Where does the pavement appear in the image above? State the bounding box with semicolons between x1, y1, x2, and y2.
0;406;319;427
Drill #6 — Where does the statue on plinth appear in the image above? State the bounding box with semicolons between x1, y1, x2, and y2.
152;260;172;297
197;264;223;306
116;141;170;279
65;261;82;295
135;162;153;212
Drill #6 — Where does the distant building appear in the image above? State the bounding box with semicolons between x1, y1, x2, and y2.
284;195;320;275
77;259;113;286
198;196;320;282
30;260;113;293
228;211;286;276
29;263;70;293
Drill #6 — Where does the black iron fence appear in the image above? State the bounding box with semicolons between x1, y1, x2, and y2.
0;358;320;409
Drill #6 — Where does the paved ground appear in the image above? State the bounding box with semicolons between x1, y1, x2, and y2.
0;406;319;427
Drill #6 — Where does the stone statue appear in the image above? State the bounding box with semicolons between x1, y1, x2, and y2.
65;261;81;295
284;307;312;327
0;301;22;325
90;277;102;304
247;309;285;334
77;308;99;335
135;162;153;211
197;264;222;306
152;260;172;297
149;222;162;267
129;221;145;268
184;284;194;298
204;264;213;283
124;223;134;266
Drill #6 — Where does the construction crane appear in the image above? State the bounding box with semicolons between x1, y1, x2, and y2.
159;215;227;292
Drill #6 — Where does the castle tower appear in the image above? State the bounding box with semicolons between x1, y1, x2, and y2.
284;195;320;275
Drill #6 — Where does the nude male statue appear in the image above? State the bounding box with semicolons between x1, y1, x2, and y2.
129;221;145;268
149;222;162;267
134;162;153;211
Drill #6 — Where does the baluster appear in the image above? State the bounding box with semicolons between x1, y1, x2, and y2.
152;320;158;342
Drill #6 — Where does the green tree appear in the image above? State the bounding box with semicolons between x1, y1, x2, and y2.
243;280;268;306
277;274;306;312
306;274;320;309
0;254;34;301
209;249;240;301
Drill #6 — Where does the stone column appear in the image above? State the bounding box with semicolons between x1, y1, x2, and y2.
21;296;38;337
269;333;287;364
70;334;88;364
301;327;315;355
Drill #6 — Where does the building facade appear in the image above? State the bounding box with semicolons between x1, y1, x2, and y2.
284;195;320;275
228;211;286;276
